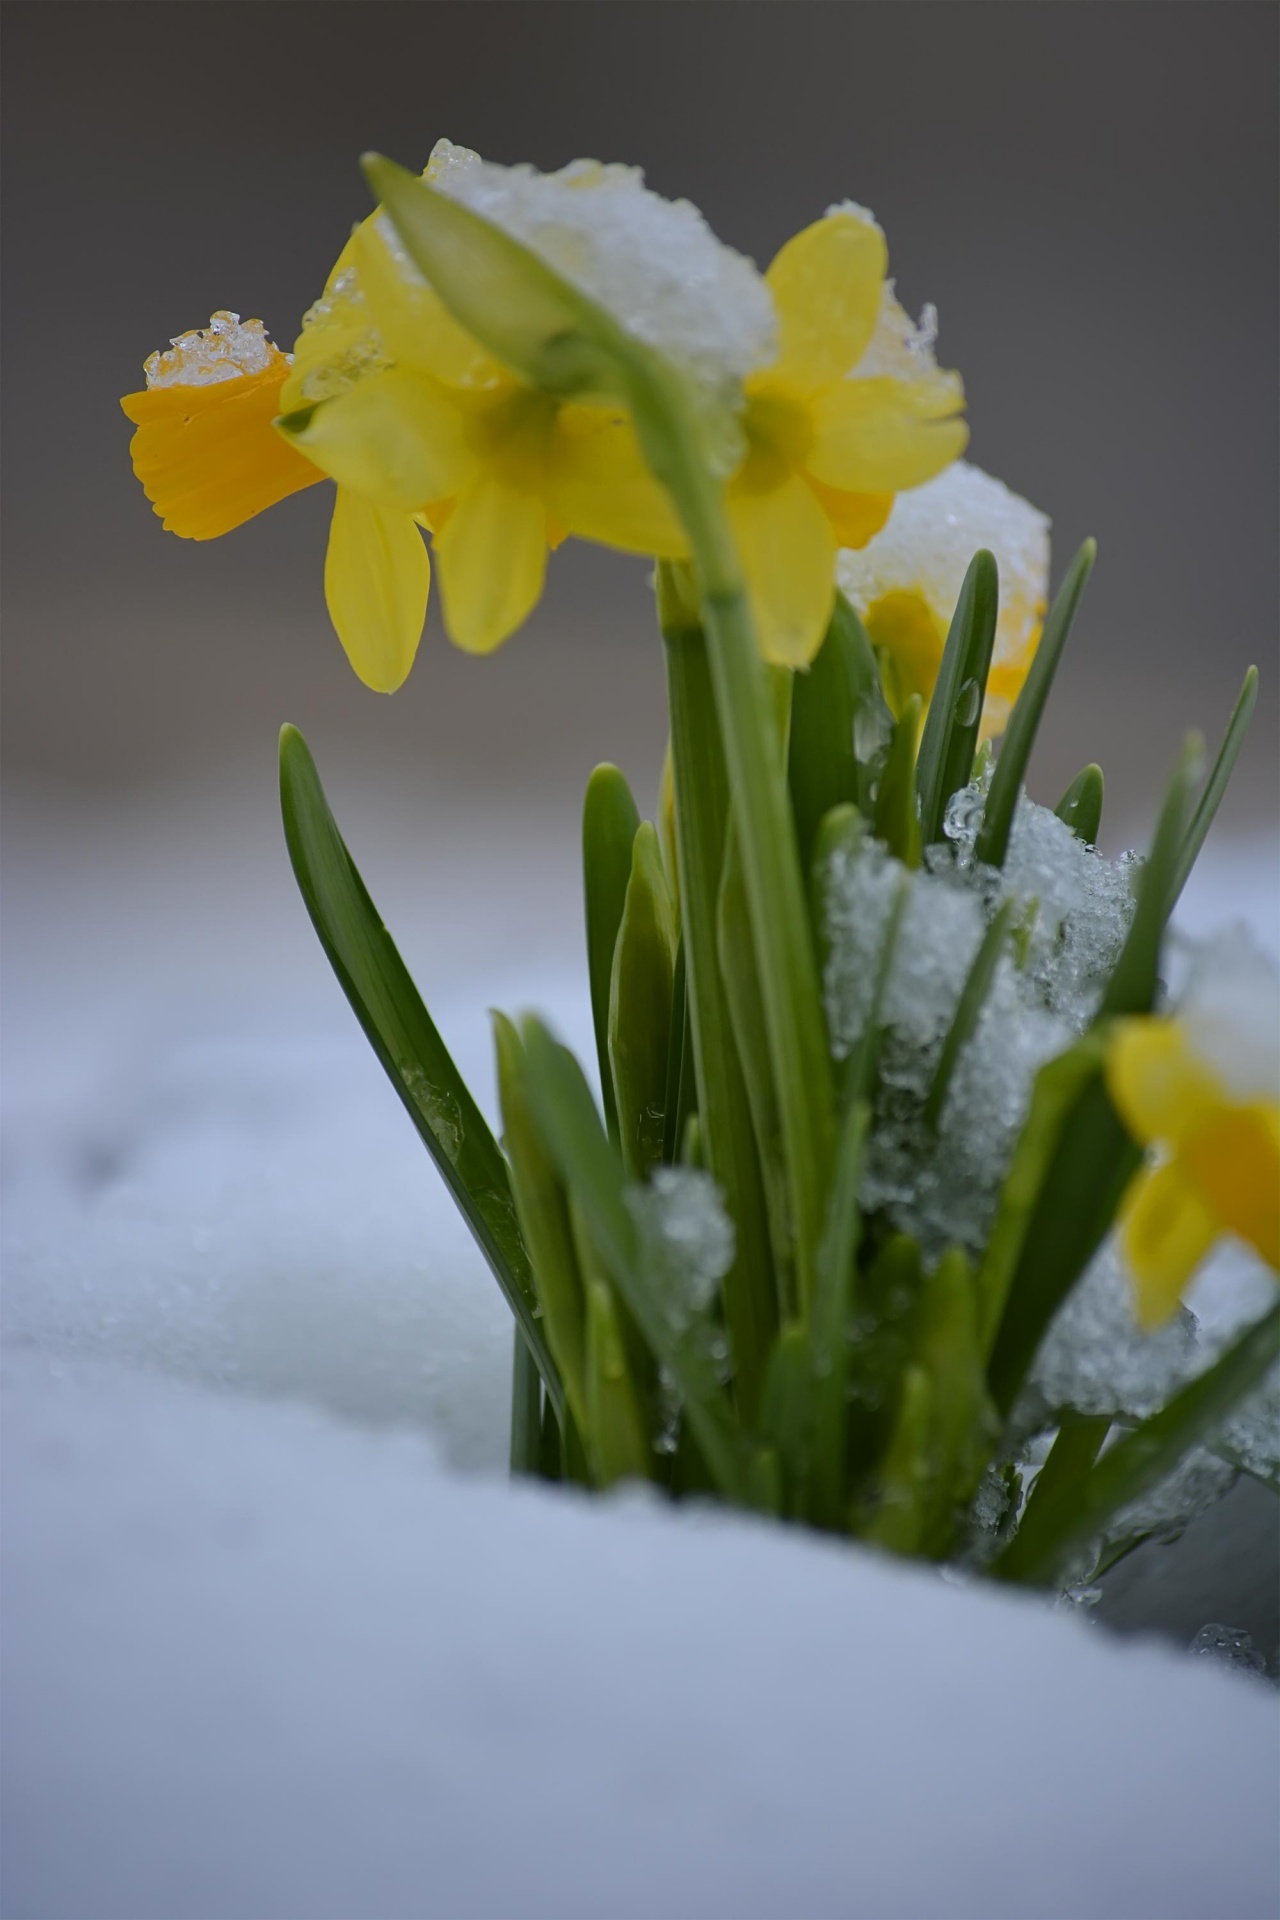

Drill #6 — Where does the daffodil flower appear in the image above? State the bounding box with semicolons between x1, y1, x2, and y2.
1106;938;1280;1327
729;207;968;668
837;462;1050;738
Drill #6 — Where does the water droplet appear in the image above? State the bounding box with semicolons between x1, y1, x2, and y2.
954;677;981;727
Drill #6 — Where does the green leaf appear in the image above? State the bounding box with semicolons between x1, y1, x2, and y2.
996;1304;1280;1587
975;540;1097;869
915;549;1000;845
846;1232;925;1476
661;937;694;1166
1005;1412;1110;1553
861;1364;932;1555
974;1035;1109;1359
278;724;559;1409
493;1012;588;1432
788;597;861;882
584;1276;653;1487
923;901;1013;1132
583;764;641;1148
842;596;896;815
509;1324;543;1478
1054;764;1104;846
758;1323;813;1509
609;822;677;1180
1168;666;1258;912
873;693;923;869
1098;734;1200;1018
909;1248;998;1556
718;823;793;1311
986;1066;1141;1417
662;588;778;1417
805;1099;870;1529
518;1017;754;1501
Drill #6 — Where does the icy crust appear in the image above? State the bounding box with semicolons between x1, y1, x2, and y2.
851;282;957;395
144;312;281;388
424;139;777;391
1025;1244;1200;1425
822;797;1137;1258
837;462;1049;688
295;269;392;403
627;1168;736;1329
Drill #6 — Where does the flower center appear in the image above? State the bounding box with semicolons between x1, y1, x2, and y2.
737;385;813;492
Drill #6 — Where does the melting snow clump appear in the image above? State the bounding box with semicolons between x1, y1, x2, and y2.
1188;1623;1270;1679
822;796;1136;1258
838;462;1049;736
627;1167;735;1328
425;138;778;396
1023;1244;1201;1425
144;312;281;387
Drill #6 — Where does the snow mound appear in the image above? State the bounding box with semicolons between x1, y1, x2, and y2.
4;1349;1276;1920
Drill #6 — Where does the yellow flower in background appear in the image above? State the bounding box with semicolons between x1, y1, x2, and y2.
837;461;1050;740
730;207;968;668
120;313;324;539
1106;940;1280;1328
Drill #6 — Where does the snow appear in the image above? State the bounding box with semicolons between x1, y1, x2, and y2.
143;311;281;388
5;1348;1277;1920
3;773;1278;1917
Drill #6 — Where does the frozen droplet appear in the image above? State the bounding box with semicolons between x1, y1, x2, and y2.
1188;1623;1269;1678
853;699;893;765
144;313;281;389
954;677;981;727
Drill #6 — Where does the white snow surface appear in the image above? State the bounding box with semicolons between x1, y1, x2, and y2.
3;777;1278;1918
5;1348;1277;1920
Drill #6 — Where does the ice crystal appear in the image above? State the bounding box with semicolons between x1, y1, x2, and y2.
1213;1363;1280;1487
1024;1243;1201;1427
1188;1624;1270;1678
424;139;777;395
144;312;281;388
627;1167;735;1329
852;282;953;388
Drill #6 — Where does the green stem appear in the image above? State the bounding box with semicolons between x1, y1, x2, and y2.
662;599;777;1417
647;407;835;1310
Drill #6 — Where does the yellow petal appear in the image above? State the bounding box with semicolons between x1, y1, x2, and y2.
1120;1158;1219;1329
549;404;687;558
434;477;548;655
324;488;429;693
279;232;379;414
808;376;968;494
766;210;888;395
862;589;947;714
1182;1104;1280;1270
1106;1018;1224;1150
121;364;323;540
729;475;837;669
282;369;473;509
803;476;893;552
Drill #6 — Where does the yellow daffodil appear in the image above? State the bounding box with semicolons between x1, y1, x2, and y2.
1106;941;1280;1327
837;461;1050;739
730;206;968;668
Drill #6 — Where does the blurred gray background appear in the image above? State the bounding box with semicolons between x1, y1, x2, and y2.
3;0;1276;840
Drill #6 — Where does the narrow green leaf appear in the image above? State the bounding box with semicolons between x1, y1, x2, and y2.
1098;734;1200;1018
861;1365;932;1555
509;1324;543;1478
1054;764;1104;845
975;540;1097;868
493;1012;588;1432
996;1304;1280;1586
585;1278;653;1487
909;1248;998;1557
583;764;641;1148
788;597;861;882
986;1066;1141;1417
923;902;1013;1132
519;1017;753;1500
660;937;693;1165
805;1099;870;1529
916;549;1000;845
662;589;778;1417
1168;666;1258;912
873;693;923;869
609;822;676;1180
718;823;793;1312
847;1233;926;1479
841;595;896;816
975;1035;1108;1357
278;725;558;1407
759;1324;813;1508
1007;1412;1111;1551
